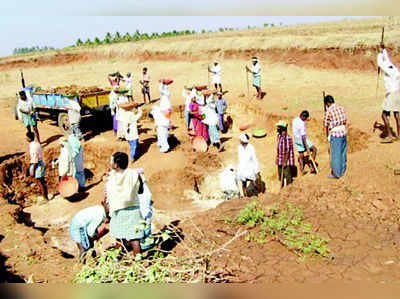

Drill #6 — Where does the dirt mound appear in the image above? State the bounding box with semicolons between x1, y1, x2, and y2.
3;45;398;73
232;101;371;154
36;85;107;96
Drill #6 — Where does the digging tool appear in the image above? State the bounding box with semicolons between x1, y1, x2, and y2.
246;67;250;101
376;27;385;101
207;65;211;88
20;69;25;88
309;155;319;174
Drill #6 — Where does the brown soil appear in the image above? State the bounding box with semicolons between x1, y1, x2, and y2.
2;46;400;73
1;29;400;282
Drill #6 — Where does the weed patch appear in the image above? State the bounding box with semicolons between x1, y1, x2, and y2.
235;201;331;260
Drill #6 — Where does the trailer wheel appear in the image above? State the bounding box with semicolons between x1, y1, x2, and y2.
58;112;70;134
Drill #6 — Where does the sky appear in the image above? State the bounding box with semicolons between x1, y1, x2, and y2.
0;16;375;57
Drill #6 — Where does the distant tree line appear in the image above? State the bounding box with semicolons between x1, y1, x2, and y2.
13;46;56;55
73;24;279;47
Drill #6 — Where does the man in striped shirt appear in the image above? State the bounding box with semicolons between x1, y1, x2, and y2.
276;120;295;187
324;95;347;179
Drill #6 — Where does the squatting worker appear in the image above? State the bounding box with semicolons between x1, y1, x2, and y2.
26;131;48;200
377;45;400;143
69;204;108;263
292;110;318;174
237;133;261;197
276;120;295;187
105;152;146;255
324;95;348;179
18;90;41;143
246;57;263;100
140;67;151;104
208;60;222;92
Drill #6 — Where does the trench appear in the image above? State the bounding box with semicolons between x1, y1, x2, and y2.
0;100;372;281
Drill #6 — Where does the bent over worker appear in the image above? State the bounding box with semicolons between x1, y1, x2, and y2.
324;95;348;179
377;46;400;143
69;204;108;263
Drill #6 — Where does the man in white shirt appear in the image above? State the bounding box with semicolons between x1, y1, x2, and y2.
66;100;82;140
116;94;129;141
151;105;170;153
292;110;318;174
237;133;261;197
246;57;264;100
124;72;133;101
377;45;400;143
126;107;143;163
208;61;222;92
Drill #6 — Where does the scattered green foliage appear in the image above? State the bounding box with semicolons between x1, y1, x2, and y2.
74;226;231;283
235;201;331;260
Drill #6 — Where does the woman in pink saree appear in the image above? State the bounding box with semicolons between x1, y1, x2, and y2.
189;97;209;142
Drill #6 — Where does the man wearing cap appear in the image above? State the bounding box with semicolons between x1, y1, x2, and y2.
246;57;263;100
215;91;228;132
324;95;348;179
276;120;295;187
208;61;222;92
237;133;261;197
292;110;318;174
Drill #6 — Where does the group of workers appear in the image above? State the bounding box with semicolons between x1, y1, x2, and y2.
14;45;396;260
218;94;348;201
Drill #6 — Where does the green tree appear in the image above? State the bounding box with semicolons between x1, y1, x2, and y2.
104;32;112;44
113;31;121;42
94;37;101;45
85;38;92;46
123;32;132;42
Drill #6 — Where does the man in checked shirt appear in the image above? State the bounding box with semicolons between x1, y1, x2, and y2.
324;95;348;179
276;120;295;187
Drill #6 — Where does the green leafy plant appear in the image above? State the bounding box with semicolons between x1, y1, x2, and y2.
235;201;331;260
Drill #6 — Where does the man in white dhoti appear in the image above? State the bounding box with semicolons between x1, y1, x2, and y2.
208;61;222;92
237;133;261;197
151;105;170;153
377;46;400;143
